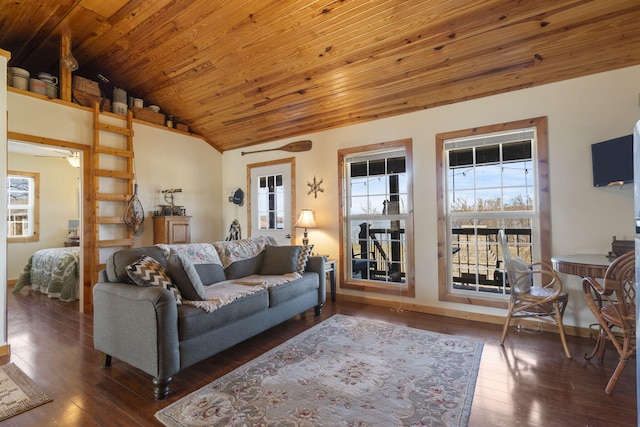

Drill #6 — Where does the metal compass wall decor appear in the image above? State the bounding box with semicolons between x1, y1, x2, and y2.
307;175;324;198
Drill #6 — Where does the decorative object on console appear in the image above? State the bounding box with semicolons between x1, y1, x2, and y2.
307;175;324;198
295;209;317;246
159;188;184;216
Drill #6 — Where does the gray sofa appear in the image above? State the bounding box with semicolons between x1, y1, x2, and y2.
93;237;325;399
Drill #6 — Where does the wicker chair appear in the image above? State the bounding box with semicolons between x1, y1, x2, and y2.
498;230;571;358
582;250;636;394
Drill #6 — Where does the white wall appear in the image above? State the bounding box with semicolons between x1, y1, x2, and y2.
221;65;640;330
6;93;224;248
7;153;80;279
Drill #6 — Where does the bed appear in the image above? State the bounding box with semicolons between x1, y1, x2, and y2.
13;247;80;301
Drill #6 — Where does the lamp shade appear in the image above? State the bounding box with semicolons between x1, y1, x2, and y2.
295;209;317;229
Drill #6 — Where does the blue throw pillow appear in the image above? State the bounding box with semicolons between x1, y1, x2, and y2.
260;245;302;275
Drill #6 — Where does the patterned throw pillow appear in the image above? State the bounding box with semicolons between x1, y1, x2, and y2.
126;255;182;304
297;244;314;274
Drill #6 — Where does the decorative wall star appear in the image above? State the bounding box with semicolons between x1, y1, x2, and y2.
307;175;324;198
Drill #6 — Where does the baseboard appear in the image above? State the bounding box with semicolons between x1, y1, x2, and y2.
335;292;593;339
7;279;16;286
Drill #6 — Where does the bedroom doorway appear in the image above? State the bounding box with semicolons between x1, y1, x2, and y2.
7;132;90;312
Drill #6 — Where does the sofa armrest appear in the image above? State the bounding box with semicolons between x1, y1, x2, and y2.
305;256;327;305
93;280;180;382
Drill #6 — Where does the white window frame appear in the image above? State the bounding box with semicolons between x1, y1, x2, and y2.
436;117;551;308
257;172;285;230
339;139;415;297
7;170;40;243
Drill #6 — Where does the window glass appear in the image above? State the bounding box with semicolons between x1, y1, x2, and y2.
437;119;550;306
257;173;284;230
339;140;414;297
7;171;39;242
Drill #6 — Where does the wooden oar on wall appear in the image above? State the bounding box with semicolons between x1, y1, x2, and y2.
241;140;312;156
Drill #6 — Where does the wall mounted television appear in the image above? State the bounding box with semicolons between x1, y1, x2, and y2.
591;134;634;187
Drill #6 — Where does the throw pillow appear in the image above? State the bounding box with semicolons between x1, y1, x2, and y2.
167;251;206;301
509;257;533;293
297;244;314;274
225;252;266;280
260;245;302;275
126;255;182;304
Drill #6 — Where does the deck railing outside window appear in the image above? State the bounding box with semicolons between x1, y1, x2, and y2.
451;227;531;294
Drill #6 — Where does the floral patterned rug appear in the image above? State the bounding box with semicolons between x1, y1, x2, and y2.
155;314;483;427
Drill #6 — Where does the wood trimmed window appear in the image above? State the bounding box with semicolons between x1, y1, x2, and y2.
339;139;415;297
436;117;551;308
7;170;40;243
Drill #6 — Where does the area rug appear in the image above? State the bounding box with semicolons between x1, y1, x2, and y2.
156;314;483;426
0;363;52;421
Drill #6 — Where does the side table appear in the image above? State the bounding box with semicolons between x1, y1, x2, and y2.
324;259;337;302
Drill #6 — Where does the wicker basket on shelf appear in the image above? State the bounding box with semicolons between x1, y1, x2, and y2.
72;76;100;96
130;106;165;126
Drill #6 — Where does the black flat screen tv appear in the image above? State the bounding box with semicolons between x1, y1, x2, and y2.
591;134;634;187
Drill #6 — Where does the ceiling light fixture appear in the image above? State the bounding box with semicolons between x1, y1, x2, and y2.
67;152;80;168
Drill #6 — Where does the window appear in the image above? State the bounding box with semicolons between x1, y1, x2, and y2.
7;170;40;243
257;173;284;230
436;117;551;307
339;139;414;297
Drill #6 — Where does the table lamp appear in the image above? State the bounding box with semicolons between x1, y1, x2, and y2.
295;209;317;246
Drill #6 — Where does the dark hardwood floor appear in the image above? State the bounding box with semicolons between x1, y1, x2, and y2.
2;289;636;426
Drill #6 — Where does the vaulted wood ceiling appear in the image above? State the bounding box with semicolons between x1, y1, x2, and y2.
2;1;639;152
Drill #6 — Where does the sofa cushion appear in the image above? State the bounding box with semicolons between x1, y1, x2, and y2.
126;255;182;304
195;264;227;285
224;251;265;280
267;272;319;307
106;246;167;283
167;251;206;301
177;286;269;341
260;245;301;275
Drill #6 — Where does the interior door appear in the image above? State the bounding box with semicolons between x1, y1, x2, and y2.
248;158;295;244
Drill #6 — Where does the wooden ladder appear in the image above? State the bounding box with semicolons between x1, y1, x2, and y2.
91;103;136;284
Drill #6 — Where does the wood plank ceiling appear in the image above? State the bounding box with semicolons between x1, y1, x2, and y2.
1;0;640;152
